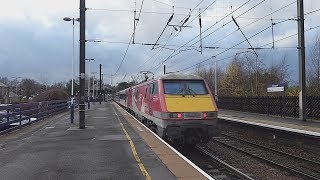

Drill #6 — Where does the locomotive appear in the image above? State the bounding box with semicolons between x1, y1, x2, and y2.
115;73;219;145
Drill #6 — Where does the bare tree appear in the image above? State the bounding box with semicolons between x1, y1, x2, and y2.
219;56;250;96
19;78;41;98
194;63;223;95
308;35;320;95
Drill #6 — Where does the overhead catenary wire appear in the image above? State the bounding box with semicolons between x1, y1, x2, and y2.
86;8;290;21
173;19;294;73
207;0;295;48
114;0;146;76
151;9;174;50
139;0;209;73
159;0;296;71
178;24;320;73
151;0;205;50
149;0;265;72
232;16;258;56
158;0;253;65
88;0;320;83
88;39;297;50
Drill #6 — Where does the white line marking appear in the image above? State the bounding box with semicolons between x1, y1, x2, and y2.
219;115;320;137
45;126;55;129
92;117;106;119
114;103;214;180
137;126;144;132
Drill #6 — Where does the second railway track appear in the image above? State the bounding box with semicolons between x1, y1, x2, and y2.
212;133;320;180
194;144;255;180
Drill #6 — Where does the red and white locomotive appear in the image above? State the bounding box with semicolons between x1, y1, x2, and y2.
115;73;219;145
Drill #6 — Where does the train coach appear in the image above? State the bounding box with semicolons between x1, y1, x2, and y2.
115;73;219;145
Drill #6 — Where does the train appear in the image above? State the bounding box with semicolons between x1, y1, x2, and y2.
115;73;219;145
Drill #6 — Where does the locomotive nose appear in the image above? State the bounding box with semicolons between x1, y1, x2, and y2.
165;95;217;112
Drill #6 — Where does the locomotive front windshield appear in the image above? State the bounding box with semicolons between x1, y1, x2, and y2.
163;80;208;95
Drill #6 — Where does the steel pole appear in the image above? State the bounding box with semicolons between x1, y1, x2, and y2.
70;18;75;124
79;0;86;129
92;72;95;103
297;0;306;121
256;57;258;96
72;19;75;98
88;60;91;109
99;64;102;104
214;61;218;102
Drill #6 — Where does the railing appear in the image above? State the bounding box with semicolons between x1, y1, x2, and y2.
217;96;320;120
0;100;69;134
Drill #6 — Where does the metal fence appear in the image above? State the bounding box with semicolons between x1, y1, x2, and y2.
217;96;320;120
0;100;69;134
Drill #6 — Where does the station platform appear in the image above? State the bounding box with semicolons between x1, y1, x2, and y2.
218;109;320;137
0;102;210;180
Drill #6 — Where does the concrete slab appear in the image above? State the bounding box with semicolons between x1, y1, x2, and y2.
0;102;176;180
219;109;320;136
113;102;212;180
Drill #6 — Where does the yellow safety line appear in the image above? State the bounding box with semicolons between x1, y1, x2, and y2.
112;107;152;180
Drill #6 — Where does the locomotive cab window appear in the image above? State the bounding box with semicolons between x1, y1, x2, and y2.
152;82;159;94
163;80;208;95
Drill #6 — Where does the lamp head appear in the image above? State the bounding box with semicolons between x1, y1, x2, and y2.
63;17;72;21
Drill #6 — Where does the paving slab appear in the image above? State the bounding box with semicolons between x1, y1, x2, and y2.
219;109;320;135
0;102;176;180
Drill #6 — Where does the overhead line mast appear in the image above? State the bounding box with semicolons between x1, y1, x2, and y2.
79;0;86;129
297;0;306;121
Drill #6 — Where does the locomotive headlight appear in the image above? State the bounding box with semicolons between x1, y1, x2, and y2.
165;113;184;119
203;112;217;119
203;112;207;118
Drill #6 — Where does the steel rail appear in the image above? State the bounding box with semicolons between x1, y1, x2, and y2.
196;144;254;180
222;133;320;166
212;136;320;180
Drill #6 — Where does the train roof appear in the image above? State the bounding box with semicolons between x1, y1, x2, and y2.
116;73;204;93
159;72;203;80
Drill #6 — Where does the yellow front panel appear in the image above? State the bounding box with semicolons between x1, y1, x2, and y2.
165;95;216;112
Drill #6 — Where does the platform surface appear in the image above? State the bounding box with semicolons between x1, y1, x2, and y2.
0;102;177;180
218;109;320;136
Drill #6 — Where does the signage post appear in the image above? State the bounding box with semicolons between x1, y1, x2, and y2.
267;83;286;117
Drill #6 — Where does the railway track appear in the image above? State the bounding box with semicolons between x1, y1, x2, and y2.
212;133;320;180
192;144;254;180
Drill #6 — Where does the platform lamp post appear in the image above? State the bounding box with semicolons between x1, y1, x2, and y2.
63;17;80;123
92;71;97;105
85;58;94;109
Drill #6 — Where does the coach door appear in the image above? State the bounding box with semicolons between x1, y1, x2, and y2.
145;84;152;115
127;88;132;108
149;82;159;116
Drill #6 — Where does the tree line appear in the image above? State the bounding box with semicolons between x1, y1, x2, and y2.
0;77;78;102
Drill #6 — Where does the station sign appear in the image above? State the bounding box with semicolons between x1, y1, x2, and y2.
267;83;285;93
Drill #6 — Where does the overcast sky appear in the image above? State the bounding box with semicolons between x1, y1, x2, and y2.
0;0;319;85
